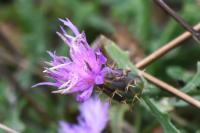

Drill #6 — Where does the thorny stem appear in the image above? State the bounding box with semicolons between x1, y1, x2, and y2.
136;23;200;69
0;123;19;133
154;0;200;42
139;71;200;109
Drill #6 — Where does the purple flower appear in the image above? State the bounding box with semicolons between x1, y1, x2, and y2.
58;97;109;133
33;18;109;102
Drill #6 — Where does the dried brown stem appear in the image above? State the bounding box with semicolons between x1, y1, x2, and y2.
154;0;200;42
0;123;19;133
134;23;200;109
139;71;200;109
136;23;200;69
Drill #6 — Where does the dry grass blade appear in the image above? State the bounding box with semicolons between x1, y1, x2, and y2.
0;123;19;133
135;22;200;110
136;23;200;69
139;71;200;109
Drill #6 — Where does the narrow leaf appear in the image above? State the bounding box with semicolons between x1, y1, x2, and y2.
142;95;180;133
181;62;200;93
109;105;129;133
102;36;180;133
103;36;138;75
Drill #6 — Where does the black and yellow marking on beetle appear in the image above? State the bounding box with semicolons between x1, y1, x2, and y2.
96;68;144;106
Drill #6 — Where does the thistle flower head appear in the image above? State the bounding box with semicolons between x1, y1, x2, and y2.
59;97;109;133
33;18;109;102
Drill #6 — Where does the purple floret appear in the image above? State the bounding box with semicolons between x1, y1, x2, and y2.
58;97;109;133
33;18;109;102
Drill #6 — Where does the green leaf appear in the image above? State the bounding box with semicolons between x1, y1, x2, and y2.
167;66;192;82
88;15;115;34
181;62;200;93
5;110;26;132
109;104;129;133
103;36;146;92
103;37;138;74
134;0;152;42
142;95;180;133
102;36;180;133
109;0;151;42
151;1;200;52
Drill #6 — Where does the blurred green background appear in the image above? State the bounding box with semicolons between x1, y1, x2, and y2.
0;0;200;133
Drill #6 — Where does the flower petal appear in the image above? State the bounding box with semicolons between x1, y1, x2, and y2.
32;82;58;88
76;86;93;102
59;18;80;36
95;75;104;85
